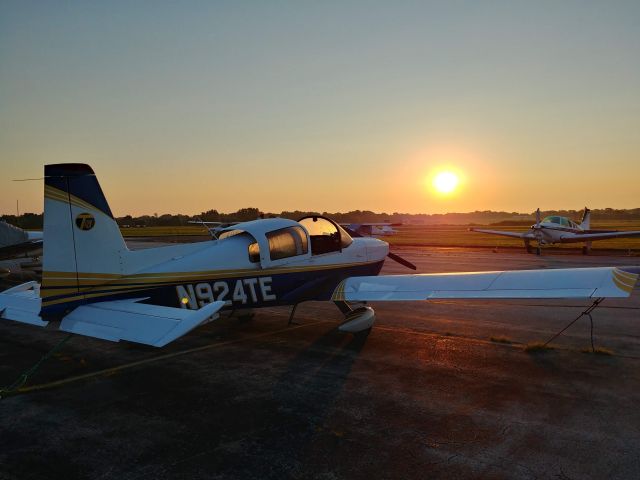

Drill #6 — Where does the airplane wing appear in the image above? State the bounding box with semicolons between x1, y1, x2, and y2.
469;228;535;240
0;222;42;258
59;298;226;347
1;283;225;347
558;231;640;243
332;267;638;301
26;231;43;241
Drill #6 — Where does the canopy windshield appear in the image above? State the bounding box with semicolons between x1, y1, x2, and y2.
542;216;576;227
298;216;352;254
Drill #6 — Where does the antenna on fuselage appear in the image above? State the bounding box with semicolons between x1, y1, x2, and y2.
195;218;219;239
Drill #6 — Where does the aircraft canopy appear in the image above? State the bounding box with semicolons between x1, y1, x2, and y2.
542;216;579;228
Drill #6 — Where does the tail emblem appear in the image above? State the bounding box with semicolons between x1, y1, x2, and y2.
75;213;96;231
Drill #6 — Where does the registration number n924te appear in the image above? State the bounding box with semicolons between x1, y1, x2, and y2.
176;277;276;309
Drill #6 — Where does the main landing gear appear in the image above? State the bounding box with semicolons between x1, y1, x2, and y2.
524;241;542;255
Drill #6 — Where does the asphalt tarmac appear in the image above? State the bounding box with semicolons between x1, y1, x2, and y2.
1;247;639;480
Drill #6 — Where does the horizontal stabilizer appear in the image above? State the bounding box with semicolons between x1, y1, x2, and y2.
0;281;47;326
332;267;639;302
60;299;225;347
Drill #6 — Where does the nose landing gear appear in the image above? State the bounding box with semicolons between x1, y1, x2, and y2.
334;301;375;334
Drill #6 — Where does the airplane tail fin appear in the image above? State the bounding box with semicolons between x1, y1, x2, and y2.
42;164;128;313
580;207;591;230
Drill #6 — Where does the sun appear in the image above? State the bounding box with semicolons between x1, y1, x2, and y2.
432;171;459;194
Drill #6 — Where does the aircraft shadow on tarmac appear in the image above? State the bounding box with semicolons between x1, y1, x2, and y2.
258;328;369;472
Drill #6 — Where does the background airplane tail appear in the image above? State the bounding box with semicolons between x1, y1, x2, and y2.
42;164;127;307
580;207;591;230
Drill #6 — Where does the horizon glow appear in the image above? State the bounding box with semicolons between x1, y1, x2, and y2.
1;2;639;217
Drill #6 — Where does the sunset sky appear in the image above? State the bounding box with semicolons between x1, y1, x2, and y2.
1;1;639;216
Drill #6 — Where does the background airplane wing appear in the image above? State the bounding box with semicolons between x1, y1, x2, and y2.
332;267;638;301
26;231;43;241
559;231;640;243
469;228;534;239
339;222;399;227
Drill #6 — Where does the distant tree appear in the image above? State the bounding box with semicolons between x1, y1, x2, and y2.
1;213;43;229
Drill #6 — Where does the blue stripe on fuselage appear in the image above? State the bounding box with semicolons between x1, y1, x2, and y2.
40;260;385;321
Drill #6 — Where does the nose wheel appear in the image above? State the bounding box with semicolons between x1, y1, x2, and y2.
335;301;376;334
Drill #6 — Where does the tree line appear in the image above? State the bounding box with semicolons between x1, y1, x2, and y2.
2;207;640;229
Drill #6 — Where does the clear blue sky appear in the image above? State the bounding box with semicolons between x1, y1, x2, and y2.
1;1;639;215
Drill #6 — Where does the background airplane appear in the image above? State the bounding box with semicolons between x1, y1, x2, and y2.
470;208;640;255
0;221;42;285
342;222;401;237
0;165;637;348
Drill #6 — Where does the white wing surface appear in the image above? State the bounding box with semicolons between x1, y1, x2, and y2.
332;267;638;302
60;299;225;347
0;281;47;326
469;228;535;239
559;231;640;243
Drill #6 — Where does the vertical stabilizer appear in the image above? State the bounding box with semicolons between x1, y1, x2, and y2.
42;164;127;313
580;207;591;230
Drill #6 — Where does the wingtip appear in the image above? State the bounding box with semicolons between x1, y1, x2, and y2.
612;268;639;295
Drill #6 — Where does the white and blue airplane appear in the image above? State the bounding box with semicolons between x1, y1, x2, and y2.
0;221;43;284
471;208;640;255
0;220;43;254
0;164;638;347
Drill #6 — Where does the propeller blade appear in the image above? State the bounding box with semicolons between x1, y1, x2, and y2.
535;208;541;227
387;252;417;270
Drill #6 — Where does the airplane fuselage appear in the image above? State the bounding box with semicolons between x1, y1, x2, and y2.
534;221;585;245
39;227;388;320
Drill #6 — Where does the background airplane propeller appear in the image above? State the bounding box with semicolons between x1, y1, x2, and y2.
532;208;544;240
